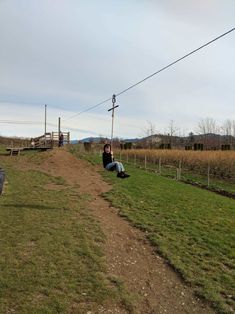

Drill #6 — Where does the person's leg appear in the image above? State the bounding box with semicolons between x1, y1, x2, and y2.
116;162;125;172
106;162;124;172
116;162;130;178
105;162;118;171
106;162;129;178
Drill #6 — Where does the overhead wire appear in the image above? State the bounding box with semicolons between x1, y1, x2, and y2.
74;110;142;130
1;28;234;134
0;120;44;125
0;119;100;135
64;27;235;121
64;97;112;121
0;99;70;112
115;28;235;97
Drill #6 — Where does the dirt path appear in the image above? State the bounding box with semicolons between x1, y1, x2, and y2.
29;149;215;314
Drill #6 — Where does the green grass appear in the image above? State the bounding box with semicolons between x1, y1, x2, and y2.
103;166;235;314
72;150;235;314
121;155;235;195
0;154;133;313
0;144;7;155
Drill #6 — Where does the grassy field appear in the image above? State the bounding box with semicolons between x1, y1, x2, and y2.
115;150;235;195
0;144;7;155
73;150;235;314
0;153;131;313
124;155;235;195
118;149;235;179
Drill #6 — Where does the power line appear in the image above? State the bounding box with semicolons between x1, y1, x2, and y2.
65;27;235;121
115;28;235;97
0;119;58;128
84;111;142;129
0;120;43;125
0;99;70;111
0;119;100;135
1;28;234;127
64;97;111;121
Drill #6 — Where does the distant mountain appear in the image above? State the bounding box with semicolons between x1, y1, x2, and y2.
123;138;140;143
78;137;141;143
79;137;109;143
70;140;79;144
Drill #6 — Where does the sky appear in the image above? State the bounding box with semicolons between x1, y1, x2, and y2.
0;0;234;139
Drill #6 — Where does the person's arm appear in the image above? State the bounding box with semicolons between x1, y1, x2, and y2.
111;151;114;161
102;153;106;167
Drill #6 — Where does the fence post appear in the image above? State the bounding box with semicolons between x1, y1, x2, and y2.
119;151;122;161
127;153;129;163
207;163;210;187
134;154;136;166
159;157;161;175
144;155;147;170
176;168;179;180
153;156;156;165
179;160;182;181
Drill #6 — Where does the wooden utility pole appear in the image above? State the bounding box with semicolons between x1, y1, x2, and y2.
108;94;119;147
58;117;61;147
44;104;47;146
58;117;61;135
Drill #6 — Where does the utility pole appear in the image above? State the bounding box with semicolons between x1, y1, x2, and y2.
58;117;61;147
108;94;119;147
44;104;47;146
58;117;61;135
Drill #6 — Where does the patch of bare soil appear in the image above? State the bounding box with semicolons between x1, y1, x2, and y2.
18;149;215;314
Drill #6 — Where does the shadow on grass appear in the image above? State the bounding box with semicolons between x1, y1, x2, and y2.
2;203;61;210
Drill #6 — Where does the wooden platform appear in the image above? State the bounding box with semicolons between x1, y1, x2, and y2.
5;131;70;156
6;147;24;156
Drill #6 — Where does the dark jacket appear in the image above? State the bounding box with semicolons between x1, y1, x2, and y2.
102;152;113;168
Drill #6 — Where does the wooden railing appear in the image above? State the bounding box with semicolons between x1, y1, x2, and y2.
52;132;70;144
33;132;70;148
34;133;52;148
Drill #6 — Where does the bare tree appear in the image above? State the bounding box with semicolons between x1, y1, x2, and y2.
143;121;156;137
196;117;219;134
221;119;232;136
167;120;179;147
222;119;235;147
195;118;223;149
168;120;179;136
232;120;235;137
142;121;157;148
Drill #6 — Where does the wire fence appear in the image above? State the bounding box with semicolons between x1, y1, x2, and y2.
116;150;235;197
69;143;235;197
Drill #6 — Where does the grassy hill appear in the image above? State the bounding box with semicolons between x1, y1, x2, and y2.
75;150;235;314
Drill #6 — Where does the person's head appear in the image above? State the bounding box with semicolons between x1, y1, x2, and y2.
103;144;111;153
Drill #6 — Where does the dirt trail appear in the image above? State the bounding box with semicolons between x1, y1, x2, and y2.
31;149;214;314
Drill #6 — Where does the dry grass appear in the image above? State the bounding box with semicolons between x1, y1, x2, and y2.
117;149;235;179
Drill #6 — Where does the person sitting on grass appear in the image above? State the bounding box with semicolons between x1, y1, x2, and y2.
102;144;130;179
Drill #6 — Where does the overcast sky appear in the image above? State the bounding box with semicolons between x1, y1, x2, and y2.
0;0;234;139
